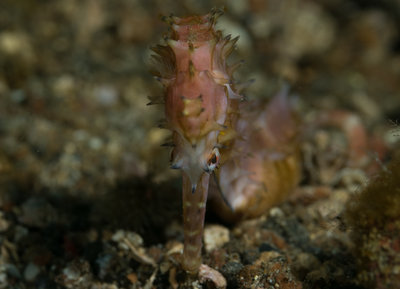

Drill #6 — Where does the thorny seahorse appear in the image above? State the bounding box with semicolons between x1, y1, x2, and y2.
150;9;301;276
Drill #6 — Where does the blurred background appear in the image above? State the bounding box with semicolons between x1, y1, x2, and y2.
0;0;399;288
0;0;399;196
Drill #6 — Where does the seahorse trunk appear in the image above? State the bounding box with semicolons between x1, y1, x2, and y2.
182;171;209;274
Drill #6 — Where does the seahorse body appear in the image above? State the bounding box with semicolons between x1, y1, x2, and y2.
151;9;241;273
151;10;301;274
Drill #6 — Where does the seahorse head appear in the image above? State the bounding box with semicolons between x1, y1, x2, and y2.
152;9;241;189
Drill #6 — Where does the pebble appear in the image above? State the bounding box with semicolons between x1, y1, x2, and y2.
216;17;252;55
269;207;285;218
61;259;91;284
0;272;7;288
94;85;118;106
111;230;144;249
0;212;9;232
284;2;335;58
226;0;250;16
89;137;103;150
5;264;21;279
13;225;29;242
24;262;40;282
204;224;230;253
10;89;26;103
0;31;34;61
52;75;75;98
96;254;113;279
18;197;58;228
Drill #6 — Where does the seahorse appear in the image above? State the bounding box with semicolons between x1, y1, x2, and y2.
150;9;301;276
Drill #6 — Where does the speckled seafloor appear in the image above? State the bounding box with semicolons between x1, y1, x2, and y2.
0;0;399;288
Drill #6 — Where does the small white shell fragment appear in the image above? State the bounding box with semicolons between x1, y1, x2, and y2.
269;207;285;218
199;264;227;289
203;224;230;253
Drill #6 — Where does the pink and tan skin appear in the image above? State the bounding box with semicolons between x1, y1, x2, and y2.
151;9;301;276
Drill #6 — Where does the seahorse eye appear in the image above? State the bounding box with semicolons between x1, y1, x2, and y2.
210;154;217;164
206;147;220;172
